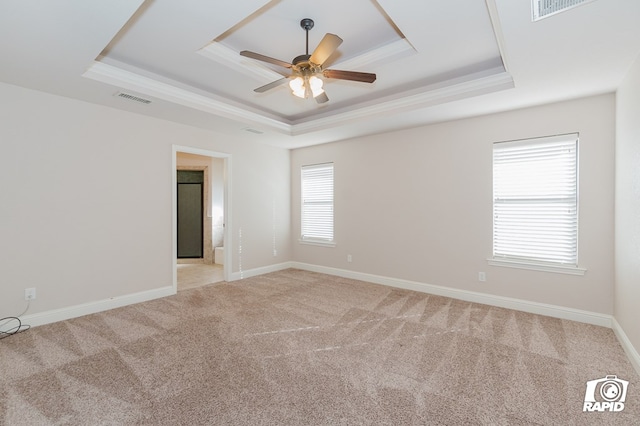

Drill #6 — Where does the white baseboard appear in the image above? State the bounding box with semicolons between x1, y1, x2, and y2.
229;261;295;281
612;317;640;376
290;262;613;327
22;286;175;328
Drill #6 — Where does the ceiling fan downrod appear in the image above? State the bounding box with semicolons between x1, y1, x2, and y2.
293;18;315;68
300;18;314;56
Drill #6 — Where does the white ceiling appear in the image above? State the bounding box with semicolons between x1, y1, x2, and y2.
1;0;639;149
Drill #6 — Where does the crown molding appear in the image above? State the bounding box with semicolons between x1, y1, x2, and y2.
84;60;513;138
485;0;510;73
83;61;292;134
334;38;415;71
197;41;285;82
290;68;514;135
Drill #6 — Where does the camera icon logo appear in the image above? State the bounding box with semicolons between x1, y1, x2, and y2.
583;375;629;412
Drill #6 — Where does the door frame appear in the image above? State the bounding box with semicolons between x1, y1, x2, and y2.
172;145;232;290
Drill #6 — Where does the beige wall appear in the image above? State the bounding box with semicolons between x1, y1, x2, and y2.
615;55;640;355
292;94;615;314
0;81;291;317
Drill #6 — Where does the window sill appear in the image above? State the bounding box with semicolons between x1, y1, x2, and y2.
299;239;336;248
487;258;586;276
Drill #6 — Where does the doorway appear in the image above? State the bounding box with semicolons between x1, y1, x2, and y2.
172;146;231;291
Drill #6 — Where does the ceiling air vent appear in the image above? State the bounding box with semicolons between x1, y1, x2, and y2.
532;0;597;21
114;92;151;104
243;128;264;135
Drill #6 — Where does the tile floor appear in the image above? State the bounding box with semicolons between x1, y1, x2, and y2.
176;263;225;291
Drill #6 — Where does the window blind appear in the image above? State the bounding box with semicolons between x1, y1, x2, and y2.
301;163;334;242
493;134;578;265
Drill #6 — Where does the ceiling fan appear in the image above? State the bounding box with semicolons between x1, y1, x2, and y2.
240;18;376;104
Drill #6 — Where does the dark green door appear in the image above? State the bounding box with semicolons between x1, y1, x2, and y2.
177;170;204;258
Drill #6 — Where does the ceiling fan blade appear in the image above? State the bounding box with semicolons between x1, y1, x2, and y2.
315;92;329;104
309;33;343;66
323;69;377;83
240;50;292;69
254;77;290;93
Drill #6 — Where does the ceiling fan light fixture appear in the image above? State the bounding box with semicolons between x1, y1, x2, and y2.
289;75;324;99
241;18;375;104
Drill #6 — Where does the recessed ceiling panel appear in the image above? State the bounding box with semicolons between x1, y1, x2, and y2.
214;0;404;66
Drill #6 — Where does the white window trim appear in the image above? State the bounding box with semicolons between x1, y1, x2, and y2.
487;257;586;275
298;238;337;248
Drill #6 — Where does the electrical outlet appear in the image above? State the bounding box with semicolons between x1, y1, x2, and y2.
347;254;352;263
25;287;36;300
478;272;486;282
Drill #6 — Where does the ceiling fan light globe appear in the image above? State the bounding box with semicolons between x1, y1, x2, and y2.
309;76;325;98
289;76;304;91
309;76;323;89
289;77;306;98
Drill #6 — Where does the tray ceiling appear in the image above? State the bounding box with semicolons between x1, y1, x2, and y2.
86;0;511;135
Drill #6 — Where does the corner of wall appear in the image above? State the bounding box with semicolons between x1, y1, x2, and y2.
612;317;640;376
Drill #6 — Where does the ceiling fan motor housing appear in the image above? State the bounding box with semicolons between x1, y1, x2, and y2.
293;54;311;66
292;54;321;77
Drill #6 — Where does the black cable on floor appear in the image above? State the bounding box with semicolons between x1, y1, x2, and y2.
0;317;30;339
0;300;32;339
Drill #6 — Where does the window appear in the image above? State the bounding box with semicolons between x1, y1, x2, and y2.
491;133;583;273
301;162;334;245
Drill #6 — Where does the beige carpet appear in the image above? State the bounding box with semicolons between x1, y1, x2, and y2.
1;269;638;425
